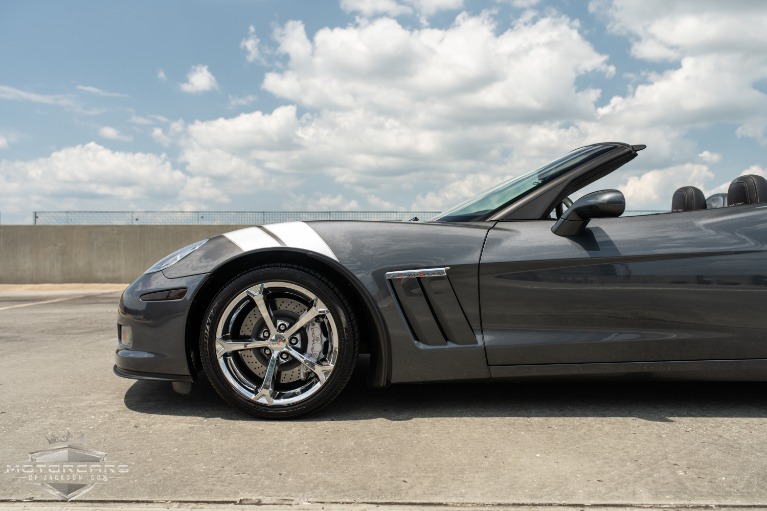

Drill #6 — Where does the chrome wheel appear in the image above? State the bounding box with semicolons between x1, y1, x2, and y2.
202;265;358;419
215;281;339;406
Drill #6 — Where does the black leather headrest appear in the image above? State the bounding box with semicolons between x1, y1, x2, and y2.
672;186;706;212
728;174;767;206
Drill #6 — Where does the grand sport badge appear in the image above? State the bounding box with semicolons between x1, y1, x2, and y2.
6;431;129;501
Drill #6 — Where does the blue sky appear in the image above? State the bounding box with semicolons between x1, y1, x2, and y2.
1;0;766;223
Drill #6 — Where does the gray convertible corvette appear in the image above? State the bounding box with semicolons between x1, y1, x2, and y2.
116;142;767;418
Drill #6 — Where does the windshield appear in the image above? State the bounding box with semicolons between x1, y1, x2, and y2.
431;144;614;222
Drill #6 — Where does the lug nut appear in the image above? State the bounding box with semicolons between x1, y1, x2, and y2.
280;352;290;361
263;348;272;357
289;336;299;346
277;323;287;332
261;329;269;339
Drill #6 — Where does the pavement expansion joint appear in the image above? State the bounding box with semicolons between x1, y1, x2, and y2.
1;499;766;510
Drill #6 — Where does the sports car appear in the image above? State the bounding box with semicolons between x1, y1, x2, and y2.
115;142;767;419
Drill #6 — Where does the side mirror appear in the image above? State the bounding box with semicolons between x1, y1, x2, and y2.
551;189;625;237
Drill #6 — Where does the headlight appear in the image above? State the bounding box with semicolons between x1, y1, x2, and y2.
144;239;207;274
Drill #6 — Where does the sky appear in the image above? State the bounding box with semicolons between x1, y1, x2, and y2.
1;0;766;224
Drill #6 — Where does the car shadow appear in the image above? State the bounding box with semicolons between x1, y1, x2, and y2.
122;356;767;422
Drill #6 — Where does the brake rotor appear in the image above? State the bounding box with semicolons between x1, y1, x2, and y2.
237;297;326;383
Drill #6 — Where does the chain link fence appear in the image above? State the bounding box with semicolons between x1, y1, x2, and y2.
32;210;667;225
32;211;441;225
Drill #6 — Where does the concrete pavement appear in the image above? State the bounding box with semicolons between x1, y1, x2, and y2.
1;288;766;510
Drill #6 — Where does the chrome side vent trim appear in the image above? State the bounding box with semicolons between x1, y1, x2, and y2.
385;268;448;280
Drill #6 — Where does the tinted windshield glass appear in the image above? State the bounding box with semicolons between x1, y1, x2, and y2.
431;145;614;222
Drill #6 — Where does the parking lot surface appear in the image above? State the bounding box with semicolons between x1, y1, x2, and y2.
1;287;767;510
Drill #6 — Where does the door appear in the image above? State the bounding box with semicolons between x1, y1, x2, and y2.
480;207;767;366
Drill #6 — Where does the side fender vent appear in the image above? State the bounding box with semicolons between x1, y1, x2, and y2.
386;268;477;346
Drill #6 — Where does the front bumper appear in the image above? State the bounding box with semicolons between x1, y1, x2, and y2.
113;365;193;382
115;270;208;381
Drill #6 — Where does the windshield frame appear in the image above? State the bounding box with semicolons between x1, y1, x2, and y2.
430;143;621;223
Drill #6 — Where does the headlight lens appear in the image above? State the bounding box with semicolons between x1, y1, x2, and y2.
144;239;207;274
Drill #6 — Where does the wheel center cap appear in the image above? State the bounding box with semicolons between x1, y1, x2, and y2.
269;333;288;350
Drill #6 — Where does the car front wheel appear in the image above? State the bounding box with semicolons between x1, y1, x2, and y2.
200;265;358;419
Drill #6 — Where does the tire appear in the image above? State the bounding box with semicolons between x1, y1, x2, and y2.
200;264;359;419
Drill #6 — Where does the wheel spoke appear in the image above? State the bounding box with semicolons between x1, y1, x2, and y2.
284;299;329;338
216;335;271;357
246;285;277;334
213;278;343;410
286;346;333;384
253;352;280;405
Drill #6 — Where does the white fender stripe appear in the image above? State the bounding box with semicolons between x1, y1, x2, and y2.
224;227;281;251
223;222;338;261
264;222;338;261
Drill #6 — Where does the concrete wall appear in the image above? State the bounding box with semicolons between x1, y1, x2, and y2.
0;225;248;283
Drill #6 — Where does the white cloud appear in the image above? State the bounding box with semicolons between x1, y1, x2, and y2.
0;85;76;107
698;150;721;164
412;172;501;210
130;115;155;126
167;112;292;206
341;0;464;23
129;114;169;126
0;143;188;216
98;126;132;142
76;85;127;98
597;55;767;129
286;193;360;211
500;0;540;7
367;194;403;210
594;1;767;144
180;65;219;94
178;176;229;204
135;12;619;213
737;121;767;145
340;0;413;17
593;0;767;62
152;127;171;147
407;0;463;18
157;69;167;82
153;120;185;147
0;82;340;219
0;140;290;222
244;13;614;200
185;105;300;153
227;94;258;109
241;25;265;63
265;14;611;119
179;145;286;200
618;163;714;210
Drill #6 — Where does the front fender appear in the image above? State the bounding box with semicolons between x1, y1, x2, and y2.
182;247;393;387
